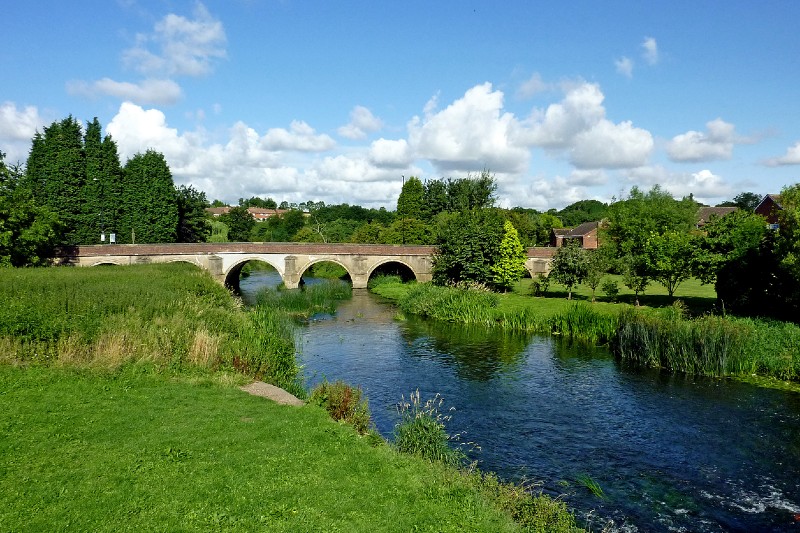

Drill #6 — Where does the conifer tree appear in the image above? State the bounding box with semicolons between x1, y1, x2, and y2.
119;150;178;243
491;220;527;291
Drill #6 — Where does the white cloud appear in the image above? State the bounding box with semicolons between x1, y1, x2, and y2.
262;121;336;152
624;165;732;203
521;82;652;169
764;141;800;166
123;3;226;77
667;118;748;162
66;78;182;105
369;138;412;168
567;169;608;186
615;56;633;78
502;175;587;211
517;73;550;99
337;106;384;140
642;37;658;65
408;83;529;174
0;102;47;163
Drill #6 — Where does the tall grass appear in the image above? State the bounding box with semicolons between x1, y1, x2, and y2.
0;264;303;395
613;309;800;381
255;280;351;318
393;390;467;467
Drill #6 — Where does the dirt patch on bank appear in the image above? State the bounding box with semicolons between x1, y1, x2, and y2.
239;381;305;406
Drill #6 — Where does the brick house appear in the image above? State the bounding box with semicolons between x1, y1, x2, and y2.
754;194;783;227
696;206;737;228
551;221;600;249
205;207;290;221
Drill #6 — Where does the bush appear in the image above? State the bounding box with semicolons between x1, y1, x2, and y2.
393;390;466;467
600;279;619;301
309;380;372;434
530;274;551;296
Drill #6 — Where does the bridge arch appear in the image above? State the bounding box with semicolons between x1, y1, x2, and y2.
89;259;124;267
367;258;418;283
294;257;353;284
223;256;285;290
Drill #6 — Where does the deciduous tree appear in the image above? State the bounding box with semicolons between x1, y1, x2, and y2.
491;220;527;291
549;241;589;300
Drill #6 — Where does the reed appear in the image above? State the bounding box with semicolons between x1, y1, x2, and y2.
254;279;351;318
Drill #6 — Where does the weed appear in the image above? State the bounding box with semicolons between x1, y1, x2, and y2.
309;380;372;434
394;390;467;467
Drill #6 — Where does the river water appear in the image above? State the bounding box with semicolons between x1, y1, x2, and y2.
240;271;800;532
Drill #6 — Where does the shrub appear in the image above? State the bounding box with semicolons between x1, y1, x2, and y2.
530;274;551;296
309;380;372;434
600;279;619;301
393;390;466;467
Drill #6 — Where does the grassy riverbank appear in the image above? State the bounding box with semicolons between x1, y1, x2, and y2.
370;276;800;385
0;264;582;532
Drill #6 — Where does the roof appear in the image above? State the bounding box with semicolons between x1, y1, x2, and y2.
697;206;737;226
755;194;783;212
565;221;599;237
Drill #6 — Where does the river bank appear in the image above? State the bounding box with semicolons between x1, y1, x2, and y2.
0;264;580;532
369;276;800;389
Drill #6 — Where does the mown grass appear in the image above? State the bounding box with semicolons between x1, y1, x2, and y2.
1;265;583;532
370;277;800;385
0;365;527;532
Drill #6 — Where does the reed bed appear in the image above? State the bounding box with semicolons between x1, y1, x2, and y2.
613;309;800;381
0;264;304;395
254;279;352;318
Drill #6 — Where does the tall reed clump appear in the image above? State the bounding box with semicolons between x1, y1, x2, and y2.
612;308;800;381
393;390;467;467
255;280;352;318
0;264;303;395
309;380;372;435
548;303;619;345
398;283;498;326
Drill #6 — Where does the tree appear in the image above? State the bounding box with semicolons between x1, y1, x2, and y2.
644;230;694;297
693;209;768;286
0;151;61;266
584;249;609;303
549;241;589;300
491;220;527;291
432;209;505;286
397;176;424;220
119;150;178;243
381;217;433;245
557;199;609;227
605;185;697;258
621;254;650;306
732;192;762;211
176;185;211;243
219;206;254;242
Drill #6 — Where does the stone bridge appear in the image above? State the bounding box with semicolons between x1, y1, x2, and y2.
58;243;555;289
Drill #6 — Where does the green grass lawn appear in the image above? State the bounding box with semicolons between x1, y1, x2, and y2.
0;365;521;532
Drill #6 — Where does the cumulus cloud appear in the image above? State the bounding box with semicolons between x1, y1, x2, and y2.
517;73;550;99
369;138;412;168
66;78;182;105
123;3;226;77
615;56;634;78
624;165;732;203
337;106;384;139
262;121;336;152
764;141;800;166
642;37;658;65
521;82;652;168
408;83;529;174
667;118;750;162
0;102;47;163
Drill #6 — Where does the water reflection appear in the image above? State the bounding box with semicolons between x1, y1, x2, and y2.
240;279;800;531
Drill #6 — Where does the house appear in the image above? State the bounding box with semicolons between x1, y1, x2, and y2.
696;206;737;228
205;207;290;221
754;194;783;228
551;221;599;249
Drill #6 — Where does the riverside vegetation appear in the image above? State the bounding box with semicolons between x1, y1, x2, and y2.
0;263;581;532
369;275;800;386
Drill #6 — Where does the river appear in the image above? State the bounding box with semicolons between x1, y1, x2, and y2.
240;271;800;532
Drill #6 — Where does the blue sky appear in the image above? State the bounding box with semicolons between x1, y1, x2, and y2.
2;1;800;210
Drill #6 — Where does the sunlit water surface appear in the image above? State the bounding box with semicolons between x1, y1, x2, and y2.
240;272;800;532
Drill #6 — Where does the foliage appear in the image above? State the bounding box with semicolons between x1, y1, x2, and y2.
557;199;608;227
0;155;61;267
530;274;551;296
238;195;277;209
421;171;497;220
643;230;694;297
255;279;352;318
583;249;608;302
605;185;697;258
394;390;466;467
309;380;372;434
491;220;527;291
620;254;650;306
432;208;505;287
175;185;211;242
692;209;768;286
549;241;589;300
397;176;425;219
219;205;254;242
209;220;229;242
600;279;619;301
119;150;179;244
